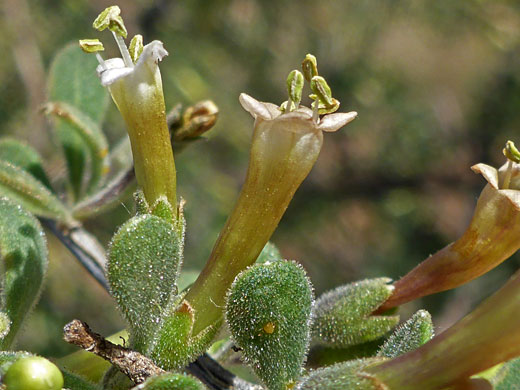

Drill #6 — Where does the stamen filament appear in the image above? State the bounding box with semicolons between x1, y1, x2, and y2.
503;160;513;189
112;31;133;68
95;53;107;70
312;101;319;123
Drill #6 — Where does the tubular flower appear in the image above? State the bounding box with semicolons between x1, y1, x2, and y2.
183;60;357;336
369;268;520;390
81;6;177;209
381;143;520;310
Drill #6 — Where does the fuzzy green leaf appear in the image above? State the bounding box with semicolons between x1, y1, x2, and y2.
151;301;219;370
312;278;399;348
107;212;184;352
62;369;98;390
0;138;52;190
377;310;434;358
0;160;72;223
44;101;109;195
133;372;206;390
256;242;282;264
492;356;520;390
0;198;47;349
47;43;108;201
295;358;386;390
226;260;314;390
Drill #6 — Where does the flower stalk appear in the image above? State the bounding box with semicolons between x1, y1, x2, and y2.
380;141;520;310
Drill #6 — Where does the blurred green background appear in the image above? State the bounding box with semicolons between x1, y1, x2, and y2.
1;0;520;358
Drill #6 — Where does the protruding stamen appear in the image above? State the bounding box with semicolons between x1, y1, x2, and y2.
112;31;133;68
286;70;304;111
129;34;144;63
310;76;340;118
302;54;318;82
93;6;127;38
502;140;520;189
79;39;107;69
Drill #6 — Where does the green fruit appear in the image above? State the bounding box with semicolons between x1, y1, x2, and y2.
3;356;64;390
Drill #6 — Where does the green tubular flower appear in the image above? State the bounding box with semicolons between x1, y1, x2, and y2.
381;152;520;310
183;91;357;336
84;7;177;209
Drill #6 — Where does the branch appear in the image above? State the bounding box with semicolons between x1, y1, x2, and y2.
63;319;164;384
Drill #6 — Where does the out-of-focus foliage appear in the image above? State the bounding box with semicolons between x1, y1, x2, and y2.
1;0;520;356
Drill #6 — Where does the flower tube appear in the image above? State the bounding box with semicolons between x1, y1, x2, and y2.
369;268;520;390
82;6;177;209
380;143;520;310
183;63;357;336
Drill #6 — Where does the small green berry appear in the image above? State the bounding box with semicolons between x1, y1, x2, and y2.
3;356;63;390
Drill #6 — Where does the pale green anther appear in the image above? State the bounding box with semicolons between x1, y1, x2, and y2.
286;70;304;109
302;54;318;82
311;97;340;115
92;5;128;38
311;76;334;107
78;39;104;53
279;100;296;113
503;140;520;163
129;34;144;63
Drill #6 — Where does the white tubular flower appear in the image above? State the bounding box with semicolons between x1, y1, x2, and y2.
84;6;177;209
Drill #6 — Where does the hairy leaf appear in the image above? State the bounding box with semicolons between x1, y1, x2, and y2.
295;358;386;390
0;198;47;348
226;260;314;390
47;43;108;200
151;301;219;370
62;369;98;390
0;160;72;223
312;278;399;348
44;102;109;195
107;211;184;352
133;372;205;390
378;310;434;358
0;138;52;190
492;356;520;390
256;241;282;264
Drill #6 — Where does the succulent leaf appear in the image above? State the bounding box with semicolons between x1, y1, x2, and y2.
150;301;219;370
226;260;314;390
378;310;434;358
133;372;205;390
256;242;282;264
312;278;399;348
0;138;52;190
0;161;71;223
0;198;47;349
491;356;520;390
47;43;108;200
107;211;184;352
44;101;109;195
295;358;387;390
